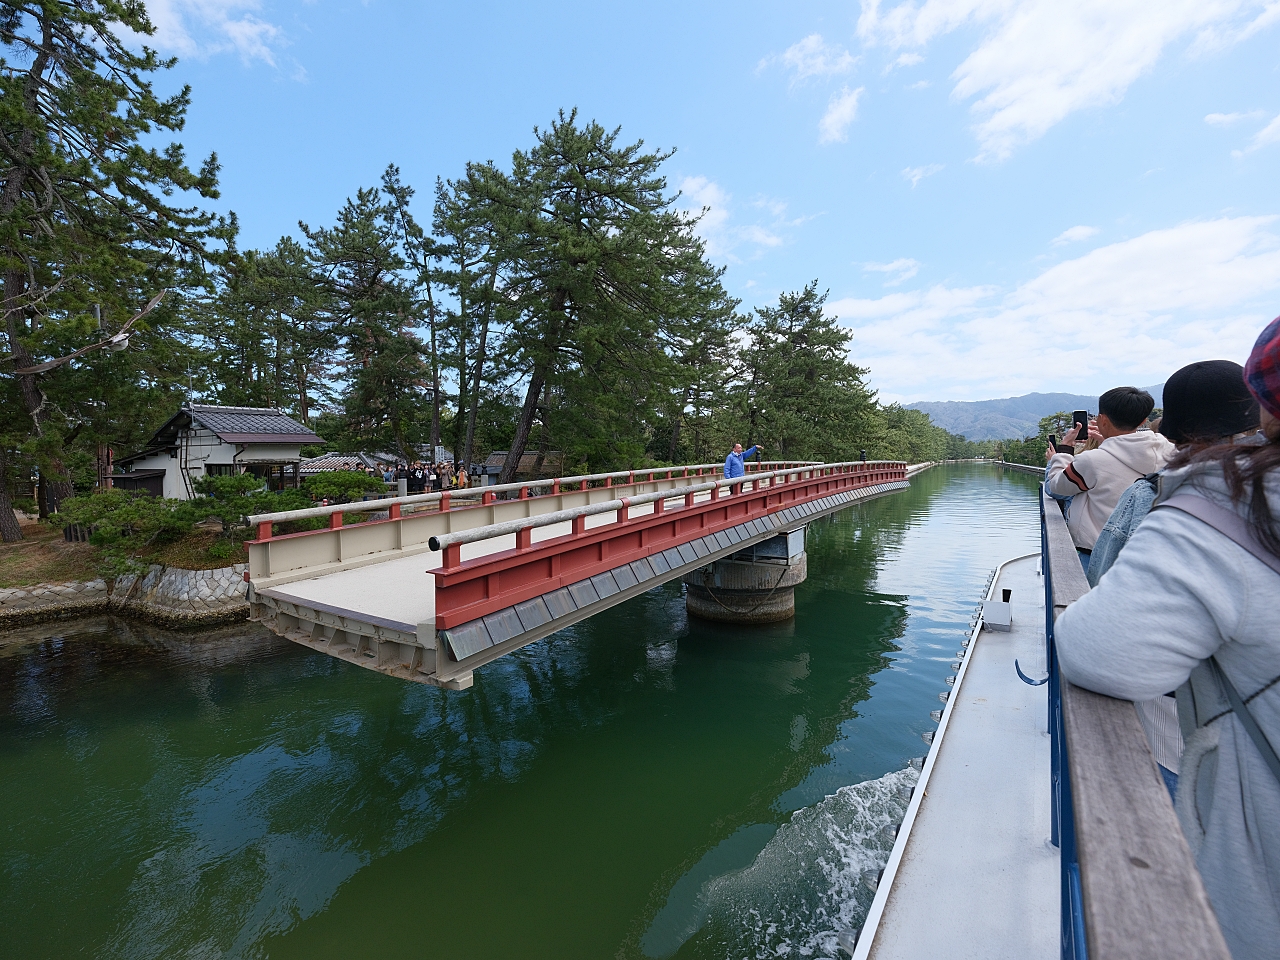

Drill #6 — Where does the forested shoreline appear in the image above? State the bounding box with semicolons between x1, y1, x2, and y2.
1;3;990;544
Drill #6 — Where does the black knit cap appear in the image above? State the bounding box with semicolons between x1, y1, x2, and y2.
1158;360;1259;443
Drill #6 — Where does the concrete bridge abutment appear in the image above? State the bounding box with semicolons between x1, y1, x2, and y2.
683;526;808;624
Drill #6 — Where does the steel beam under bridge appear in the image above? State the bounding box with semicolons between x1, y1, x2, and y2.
246;461;913;689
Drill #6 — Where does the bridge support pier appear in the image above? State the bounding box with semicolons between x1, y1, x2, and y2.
683;526;808;624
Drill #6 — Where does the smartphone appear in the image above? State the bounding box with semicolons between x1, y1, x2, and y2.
1048;434;1058;448
1072;410;1090;438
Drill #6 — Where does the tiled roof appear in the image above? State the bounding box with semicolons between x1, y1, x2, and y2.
188;405;323;444
483;450;564;475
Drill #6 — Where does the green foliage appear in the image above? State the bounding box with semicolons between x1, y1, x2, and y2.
1;1;233;528
996;410;1073;466
303;470;385;504
57;490;193;577
190;474;310;535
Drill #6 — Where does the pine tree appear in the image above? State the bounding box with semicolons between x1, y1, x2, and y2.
0;1;230;540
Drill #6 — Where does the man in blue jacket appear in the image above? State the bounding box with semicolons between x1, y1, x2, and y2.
724;442;764;488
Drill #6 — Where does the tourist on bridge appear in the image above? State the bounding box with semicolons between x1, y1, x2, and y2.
724;442;764;488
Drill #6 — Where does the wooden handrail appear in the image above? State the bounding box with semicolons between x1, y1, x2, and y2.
1041;488;1230;960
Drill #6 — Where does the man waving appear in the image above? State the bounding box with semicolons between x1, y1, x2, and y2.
724;442;764;490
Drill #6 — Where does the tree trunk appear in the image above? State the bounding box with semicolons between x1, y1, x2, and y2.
0;442;24;542
426;284;442;459
532;380;551;475
499;365;545;484
667;384;693;462
500;293;564;484
4;268;75;514
461;266;498;472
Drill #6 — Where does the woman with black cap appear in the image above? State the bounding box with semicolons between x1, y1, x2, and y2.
1089;359;1261;586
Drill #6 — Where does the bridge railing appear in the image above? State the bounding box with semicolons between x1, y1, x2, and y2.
244;460;873;588
426;460;908;633
1040;486;1229;960
427;460;903;567
246;460;820;536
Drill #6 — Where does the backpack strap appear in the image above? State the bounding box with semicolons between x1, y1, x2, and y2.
1207;657;1280;785
1154;493;1280;577
1153;492;1280;782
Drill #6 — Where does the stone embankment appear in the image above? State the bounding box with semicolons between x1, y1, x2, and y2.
0;563;248;629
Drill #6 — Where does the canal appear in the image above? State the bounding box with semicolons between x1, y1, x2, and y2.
0;463;1041;959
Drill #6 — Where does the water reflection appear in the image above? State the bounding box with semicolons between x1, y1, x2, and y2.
0;464;1041;960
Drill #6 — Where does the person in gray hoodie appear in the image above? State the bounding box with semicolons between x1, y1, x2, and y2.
1044;386;1174;567
1056;318;1280;960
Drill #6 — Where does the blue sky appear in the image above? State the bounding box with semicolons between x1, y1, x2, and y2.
141;0;1280;402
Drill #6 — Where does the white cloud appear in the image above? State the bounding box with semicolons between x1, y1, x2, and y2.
902;163;943;186
830;216;1280;401
857;0;1280;161
677;176;785;260
819;86;865;143
761;34;857;84
1052;225;1100;245
1247;112;1280;149
140;0;284;66
1205;110;1266;125
885;52;924;73
863;258;921;285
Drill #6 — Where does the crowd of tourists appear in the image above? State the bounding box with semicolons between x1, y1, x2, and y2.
355;461;470;492
1042;316;1280;960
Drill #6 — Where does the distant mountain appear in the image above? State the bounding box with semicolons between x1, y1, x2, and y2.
908;385;1164;441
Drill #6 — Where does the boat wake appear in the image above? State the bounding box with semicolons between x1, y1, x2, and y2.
647;765;917;959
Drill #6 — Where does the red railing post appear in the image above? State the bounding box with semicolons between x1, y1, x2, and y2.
581;480;588;492
257;520;272;541
685;490;695;508
329;511;343;530
654;497;665;514
628;471;634;485
605;476;612;488
517;526;532;550
483;490;496;505
552;479;561;494
618;498;629;522
572;515;587;535
441;492;451;511
389;503;401;520
519;485;529;500
444;543;461;569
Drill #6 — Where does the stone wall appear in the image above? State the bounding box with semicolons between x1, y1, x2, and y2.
0;563;248;629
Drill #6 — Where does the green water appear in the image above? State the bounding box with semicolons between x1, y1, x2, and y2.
0;464;1041;959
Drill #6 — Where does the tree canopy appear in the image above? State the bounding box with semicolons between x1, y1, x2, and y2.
0;6;993;542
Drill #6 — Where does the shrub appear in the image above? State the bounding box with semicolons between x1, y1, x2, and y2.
190;474;312;536
56;489;194;577
302;470;385;504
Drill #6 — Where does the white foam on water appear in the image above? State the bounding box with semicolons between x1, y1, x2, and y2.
697;765;918;959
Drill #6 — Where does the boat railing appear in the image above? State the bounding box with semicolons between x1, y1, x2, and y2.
1040;485;1230;960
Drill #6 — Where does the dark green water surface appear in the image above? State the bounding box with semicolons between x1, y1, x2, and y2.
0;464;1041;959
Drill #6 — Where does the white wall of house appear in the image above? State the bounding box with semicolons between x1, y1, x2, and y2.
124;427;306;499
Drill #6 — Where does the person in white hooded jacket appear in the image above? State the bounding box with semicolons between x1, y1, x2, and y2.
1044;386;1174;560
1055;318;1280;960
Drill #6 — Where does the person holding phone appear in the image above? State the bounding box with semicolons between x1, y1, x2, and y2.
1044;386;1174;568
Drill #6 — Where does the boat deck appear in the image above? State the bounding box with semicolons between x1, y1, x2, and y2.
860;554;1058;959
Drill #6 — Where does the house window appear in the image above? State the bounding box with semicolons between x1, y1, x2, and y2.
205;464;238;477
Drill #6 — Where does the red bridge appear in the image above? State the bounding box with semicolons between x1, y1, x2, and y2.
246;460;914;688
